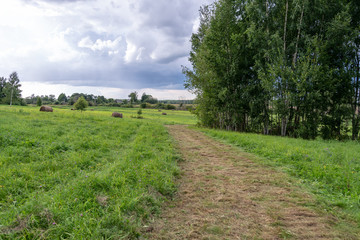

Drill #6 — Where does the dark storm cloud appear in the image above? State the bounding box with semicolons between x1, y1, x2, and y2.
1;0;214;91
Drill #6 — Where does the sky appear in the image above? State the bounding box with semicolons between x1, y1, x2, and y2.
0;0;213;100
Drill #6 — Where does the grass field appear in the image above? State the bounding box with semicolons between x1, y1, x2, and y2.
2;104;360;238
0;105;193;239
52;105;197;125
198;127;360;224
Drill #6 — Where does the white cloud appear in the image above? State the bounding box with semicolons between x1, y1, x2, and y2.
78;36;93;49
78;36;122;52
124;40;140;63
0;0;213;94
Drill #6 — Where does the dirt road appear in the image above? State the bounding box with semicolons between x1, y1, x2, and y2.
145;125;354;239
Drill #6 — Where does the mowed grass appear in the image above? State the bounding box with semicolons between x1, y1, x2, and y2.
53;105;197;125
198;128;360;224
0;105;183;239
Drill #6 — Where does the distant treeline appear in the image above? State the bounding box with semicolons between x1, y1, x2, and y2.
26;93;193;108
159;100;194;104
185;0;360;140
0;72;194;110
25;93;127;106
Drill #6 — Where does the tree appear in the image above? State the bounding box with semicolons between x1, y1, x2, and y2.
0;77;6;102
74;96;88;111
96;95;107;104
58;93;67;104
141;92;150;102
128;91;138;104
36;97;42;106
49;94;56;103
185;0;358;140
3;72;22;105
141;92;158;104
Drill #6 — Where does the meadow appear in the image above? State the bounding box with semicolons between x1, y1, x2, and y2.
198;128;360;223
0;105;195;239
2;104;360;238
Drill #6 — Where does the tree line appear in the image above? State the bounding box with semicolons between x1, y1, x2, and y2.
184;0;360;140
0;74;166;108
26;93;124;106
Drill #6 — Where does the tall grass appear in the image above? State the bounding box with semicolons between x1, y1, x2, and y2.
0;106;180;239
198;128;360;223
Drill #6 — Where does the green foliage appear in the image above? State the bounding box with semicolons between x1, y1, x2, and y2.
57;93;67;103
140;102;151;108
128;91;138;104
74;96;88;111
0;77;6;101
137;108;143;118
199;127;360;222
186;0;360;140
141;93;158;104
36;97;42;106
0;106;180;239
165;104;176;110
0;72;22;105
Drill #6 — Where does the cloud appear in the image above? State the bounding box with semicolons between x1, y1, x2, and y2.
78;36;122;52
0;0;214;98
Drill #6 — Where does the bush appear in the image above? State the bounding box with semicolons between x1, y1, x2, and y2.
74;96;88;111
140;103;152;108
122;104;134;108
186;106;193;112
155;103;164;109
36;97;42;107
165;104;176;110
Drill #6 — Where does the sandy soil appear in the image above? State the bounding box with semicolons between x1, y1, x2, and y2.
144;125;356;239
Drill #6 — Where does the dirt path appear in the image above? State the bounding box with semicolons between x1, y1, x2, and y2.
145;125;354;239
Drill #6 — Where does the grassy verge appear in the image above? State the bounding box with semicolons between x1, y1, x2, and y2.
197;127;360;224
0;106;180;239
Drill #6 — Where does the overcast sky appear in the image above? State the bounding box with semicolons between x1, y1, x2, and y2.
0;0;213;99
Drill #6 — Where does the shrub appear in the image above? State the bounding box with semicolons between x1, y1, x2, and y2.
74;96;88;111
36;97;42;106
165;104;176;110
155;103;164;109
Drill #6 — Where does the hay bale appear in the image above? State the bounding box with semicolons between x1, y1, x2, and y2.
39;106;53;112
112;112;123;118
162;112;167;115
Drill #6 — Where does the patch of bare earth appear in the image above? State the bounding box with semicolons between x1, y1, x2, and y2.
144;125;357;239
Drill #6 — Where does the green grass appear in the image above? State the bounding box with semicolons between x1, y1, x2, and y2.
4;104;360;237
0;105;184;239
52;105;197;125
197;127;360;224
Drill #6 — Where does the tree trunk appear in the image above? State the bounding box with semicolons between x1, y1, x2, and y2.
281;116;288;137
352;57;360;140
293;1;305;66
281;0;289;137
263;101;270;135
283;0;288;53
10;88;13;106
